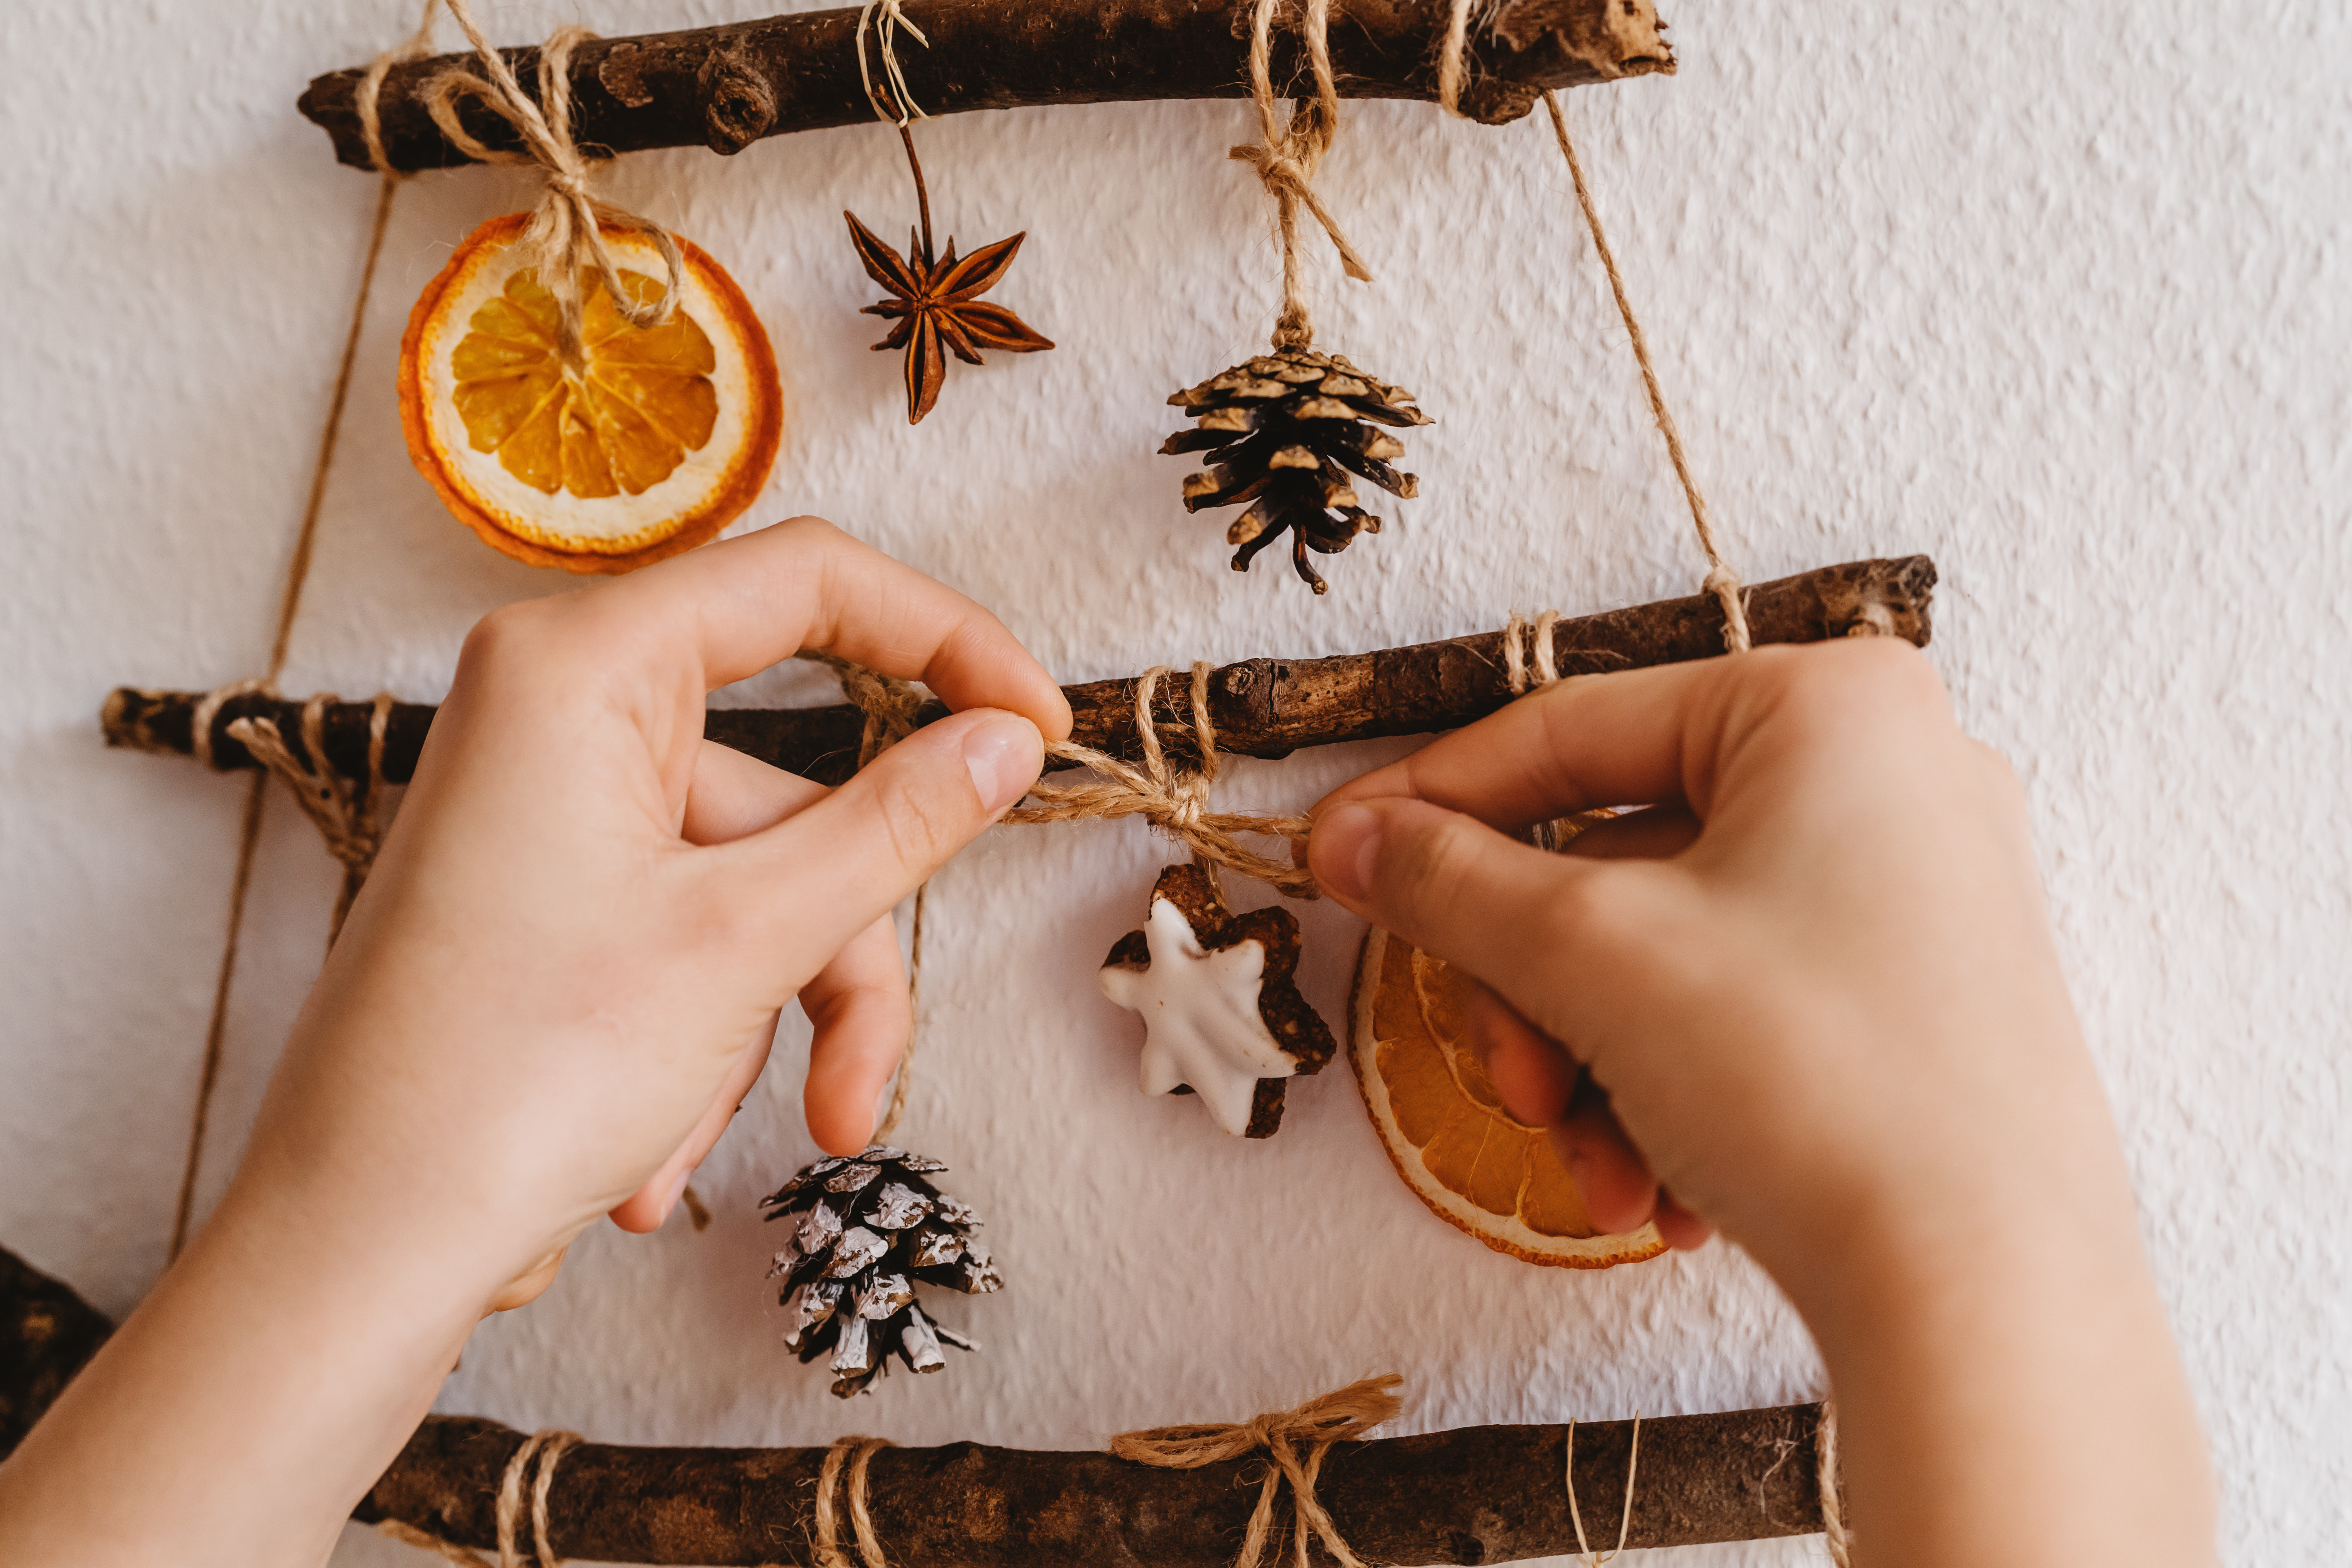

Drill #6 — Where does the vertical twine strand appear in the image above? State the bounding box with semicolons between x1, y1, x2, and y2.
1539;88;1750;653
376;1427;579;1567
814;1437;895;1568
1232;0;1373;350
1817;1399;1853;1567
167;8;428;1262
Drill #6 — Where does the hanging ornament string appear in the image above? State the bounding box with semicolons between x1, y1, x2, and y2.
166;4;436;1264
417;0;684;370
1563;1415;1642;1566
1234;0;1374;350
856;0;929;126
1111;1374;1404;1568
376;1427;581;1568
1006;665;1319;899
799;652;929;1142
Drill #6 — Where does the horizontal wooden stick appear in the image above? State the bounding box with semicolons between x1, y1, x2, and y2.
100;555;1935;788
299;0;1678;172
0;1244;1832;1564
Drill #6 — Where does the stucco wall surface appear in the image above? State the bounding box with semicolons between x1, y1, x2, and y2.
3;2;2347;1564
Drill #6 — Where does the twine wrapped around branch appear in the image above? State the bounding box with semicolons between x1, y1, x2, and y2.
1006;664;1319;899
418;0;684;369
1112;1375;1404;1568
1234;0;1374;350
225;692;396;941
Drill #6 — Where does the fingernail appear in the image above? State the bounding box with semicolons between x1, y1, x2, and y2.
1312;803;1382;904
660;1167;692;1222
962;714;1039;815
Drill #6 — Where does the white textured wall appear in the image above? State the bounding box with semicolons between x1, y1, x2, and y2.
4;2;2347;1564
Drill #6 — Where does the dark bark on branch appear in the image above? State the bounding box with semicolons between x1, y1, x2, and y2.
0;1243;1832;1564
102;555;1933;788
299;0;1677;173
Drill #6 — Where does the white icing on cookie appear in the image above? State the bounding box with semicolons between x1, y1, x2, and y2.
1099;894;1297;1136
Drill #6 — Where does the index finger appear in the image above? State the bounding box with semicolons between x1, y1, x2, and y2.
596;515;1073;738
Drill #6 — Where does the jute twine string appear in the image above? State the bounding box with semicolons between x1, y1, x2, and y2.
1563;1415;1642;1566
166;4;428;1263
1535;88;1750;653
1005;664;1319;899
1502;609;1564;694
813;1436;895;1568
1235;0;1373;350
227;693;397;943
375;1427;582;1568
1110;1373;1403;1568
1434;0;1486;118
418;0;685;370
856;0;929;127
797;652;929;1142
1817;1398;1853;1567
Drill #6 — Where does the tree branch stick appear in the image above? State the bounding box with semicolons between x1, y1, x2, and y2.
0;1244;1833;1564
102;555;1933;788
299;0;1679;172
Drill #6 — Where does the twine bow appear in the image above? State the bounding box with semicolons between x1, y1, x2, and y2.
1112;1374;1404;1568
1234;0;1373;350
1006;663;1318;899
419;0;685;369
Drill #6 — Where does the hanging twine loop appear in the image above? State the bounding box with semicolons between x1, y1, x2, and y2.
1563;1415;1643;1566
226;694;397;942
1111;1374;1402;1568
813;1436;895;1568
1234;0;1374;350
418;0;685;370
375;1427;581;1568
1006;664;1318;899
856;0;930;126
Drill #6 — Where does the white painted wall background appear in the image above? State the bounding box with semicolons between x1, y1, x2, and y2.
4;1;2347;1563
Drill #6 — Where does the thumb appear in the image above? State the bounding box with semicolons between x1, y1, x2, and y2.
1309;798;1618;995
706;708;1042;965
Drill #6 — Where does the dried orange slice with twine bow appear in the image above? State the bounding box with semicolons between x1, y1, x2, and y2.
399;214;782;573
1350;926;1667;1268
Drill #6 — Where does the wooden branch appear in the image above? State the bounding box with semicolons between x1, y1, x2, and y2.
299;0;1678;172
0;1243;1833;1565
101;555;1934;788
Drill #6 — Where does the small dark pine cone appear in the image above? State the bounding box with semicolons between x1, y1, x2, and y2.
761;1145;1002;1398
1162;347;1431;594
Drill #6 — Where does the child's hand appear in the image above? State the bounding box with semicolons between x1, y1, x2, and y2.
1306;639;2212;1568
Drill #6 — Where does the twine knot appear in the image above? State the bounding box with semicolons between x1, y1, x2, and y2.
1237;0;1372;350
1111;1374;1403;1568
225;692;397;941
416;0;686;368
1006;663;1318;899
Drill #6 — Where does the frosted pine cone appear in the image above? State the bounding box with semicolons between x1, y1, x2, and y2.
762;1145;1002;1398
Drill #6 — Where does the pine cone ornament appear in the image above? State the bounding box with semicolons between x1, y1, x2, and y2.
762;1145;1002;1398
1162;347;1431;594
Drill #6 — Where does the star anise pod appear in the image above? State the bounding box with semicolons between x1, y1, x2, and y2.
847;121;1052;425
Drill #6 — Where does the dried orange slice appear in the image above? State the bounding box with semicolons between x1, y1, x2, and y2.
399;214;782;574
1349;926;1668;1268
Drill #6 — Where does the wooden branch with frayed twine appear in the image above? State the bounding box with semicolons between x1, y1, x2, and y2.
0;1246;1847;1568
229;693;396;941
418;0;684;369
1006;663;1319;899
1234;0;1374;350
376;1427;583;1568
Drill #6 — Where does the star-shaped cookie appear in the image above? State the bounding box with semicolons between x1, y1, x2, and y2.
1098;863;1336;1138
